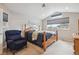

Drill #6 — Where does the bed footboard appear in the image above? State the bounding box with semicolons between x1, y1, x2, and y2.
42;31;58;51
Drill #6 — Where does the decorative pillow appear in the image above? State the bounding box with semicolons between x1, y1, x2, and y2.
21;30;25;38
32;31;38;40
21;25;25;38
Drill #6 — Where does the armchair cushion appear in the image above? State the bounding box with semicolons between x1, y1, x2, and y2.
7;35;21;40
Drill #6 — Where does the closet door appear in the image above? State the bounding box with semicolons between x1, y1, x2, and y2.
0;8;3;54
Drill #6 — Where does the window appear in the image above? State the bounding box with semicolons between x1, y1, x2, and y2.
47;17;69;30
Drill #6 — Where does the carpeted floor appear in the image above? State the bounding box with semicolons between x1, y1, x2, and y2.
3;42;44;55
43;40;74;55
3;40;74;55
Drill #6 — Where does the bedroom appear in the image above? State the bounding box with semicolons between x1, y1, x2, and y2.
0;3;79;55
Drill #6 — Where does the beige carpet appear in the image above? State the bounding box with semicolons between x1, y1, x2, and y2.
3;42;44;55
43;40;74;55
3;40;74;55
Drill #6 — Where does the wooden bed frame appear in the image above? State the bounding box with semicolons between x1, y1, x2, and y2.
23;24;58;51
42;31;58;51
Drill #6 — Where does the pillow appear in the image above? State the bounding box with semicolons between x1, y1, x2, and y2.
21;24;26;38
21;30;25;38
32;31;38;40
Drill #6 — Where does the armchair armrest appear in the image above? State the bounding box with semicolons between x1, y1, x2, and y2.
7;40;14;44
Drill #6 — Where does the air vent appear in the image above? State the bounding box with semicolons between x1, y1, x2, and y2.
51;12;62;17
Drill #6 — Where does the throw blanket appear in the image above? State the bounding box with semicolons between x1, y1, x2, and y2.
32;31;38;40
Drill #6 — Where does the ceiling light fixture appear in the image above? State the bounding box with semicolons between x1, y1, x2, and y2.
42;3;46;7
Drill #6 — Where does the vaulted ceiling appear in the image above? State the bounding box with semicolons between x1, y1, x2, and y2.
3;3;79;24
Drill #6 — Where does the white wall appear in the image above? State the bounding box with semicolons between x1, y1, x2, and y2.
0;4;28;30
0;4;5;54
8;12;27;30
0;4;8;12
58;12;79;42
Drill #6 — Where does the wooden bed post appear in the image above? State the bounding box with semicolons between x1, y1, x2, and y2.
42;32;46;51
56;31;58;41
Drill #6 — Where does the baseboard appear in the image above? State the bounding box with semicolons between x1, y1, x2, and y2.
60;39;73;42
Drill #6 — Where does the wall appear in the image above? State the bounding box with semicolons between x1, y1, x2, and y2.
0;4;6;54
58;12;79;42
0;4;8;12
0;4;43;31
0;4;28;30
8;12;27;30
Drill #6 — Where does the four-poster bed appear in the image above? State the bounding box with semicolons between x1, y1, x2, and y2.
25;30;58;51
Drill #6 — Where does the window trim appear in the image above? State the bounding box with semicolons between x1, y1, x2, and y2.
47;17;70;31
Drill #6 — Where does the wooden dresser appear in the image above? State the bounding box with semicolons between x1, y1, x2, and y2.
73;35;79;55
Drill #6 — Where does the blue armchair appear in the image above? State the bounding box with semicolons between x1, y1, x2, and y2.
5;30;27;54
